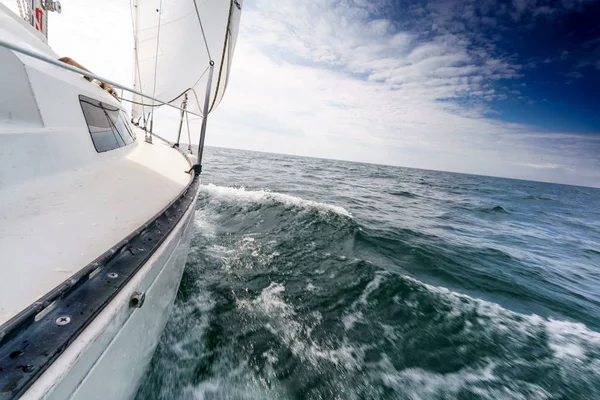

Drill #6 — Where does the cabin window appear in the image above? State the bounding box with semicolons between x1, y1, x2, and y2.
79;95;135;152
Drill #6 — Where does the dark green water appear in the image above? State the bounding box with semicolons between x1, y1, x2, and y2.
137;147;600;399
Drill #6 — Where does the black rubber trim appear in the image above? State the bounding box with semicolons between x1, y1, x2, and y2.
0;171;199;399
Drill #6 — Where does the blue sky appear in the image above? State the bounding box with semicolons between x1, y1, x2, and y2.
356;0;600;134
203;0;600;186
9;0;598;186
466;0;600;133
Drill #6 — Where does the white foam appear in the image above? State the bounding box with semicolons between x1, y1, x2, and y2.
379;323;398;341
242;282;365;371
193;211;216;238
200;183;352;217
545;318;600;361
185;359;286;400
188;380;221;400
305;282;318;292
169;292;215;361
342;271;600;383
177;270;600;399
549;342;585;359
342;311;364;330
208;233;279;273
375;356;551;400
247;282;293;316
403;275;600;363
262;349;278;365
339;273;387;331
359;272;385;305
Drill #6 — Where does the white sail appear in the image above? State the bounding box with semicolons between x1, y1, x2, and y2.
131;0;242;121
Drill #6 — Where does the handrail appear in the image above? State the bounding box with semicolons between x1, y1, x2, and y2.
0;38;204;118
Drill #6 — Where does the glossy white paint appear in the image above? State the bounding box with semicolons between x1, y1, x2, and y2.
21;188;198;400
0;131;192;325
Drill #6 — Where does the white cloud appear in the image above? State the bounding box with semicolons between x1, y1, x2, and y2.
515;162;564;169
205;0;599;186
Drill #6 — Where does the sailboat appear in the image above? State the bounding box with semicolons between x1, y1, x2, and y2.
0;0;242;398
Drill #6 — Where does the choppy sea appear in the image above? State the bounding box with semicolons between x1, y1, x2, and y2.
136;147;600;400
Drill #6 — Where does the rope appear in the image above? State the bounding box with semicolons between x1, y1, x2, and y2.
209;0;236;113
118;64;210;116
159;86;203;114
190;88;202;114
120;87;204;118
187;65;210;111
223;28;233;93
153;63;208;111
192;0;212;60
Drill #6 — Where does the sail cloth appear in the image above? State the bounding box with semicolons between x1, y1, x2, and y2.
131;0;242;120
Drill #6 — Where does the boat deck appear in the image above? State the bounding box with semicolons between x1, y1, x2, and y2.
0;130;192;325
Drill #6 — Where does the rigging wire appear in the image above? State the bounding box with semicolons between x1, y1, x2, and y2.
118;65;210;118
148;0;164;140
129;0;147;125
192;0;212;61
119;89;205;118
124;1;240;122
150;0;163;102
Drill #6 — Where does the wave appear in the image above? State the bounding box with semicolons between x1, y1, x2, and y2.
477;205;510;214
199;184;352;217
213;271;600;399
139;241;600;400
345;273;600;398
237;282;367;371
137;171;600;399
584;248;600;256
521;195;555;201
388;190;418;199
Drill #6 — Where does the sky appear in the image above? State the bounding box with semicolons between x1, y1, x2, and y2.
4;0;600;186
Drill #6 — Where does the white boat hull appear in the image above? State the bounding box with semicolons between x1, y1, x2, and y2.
21;191;199;400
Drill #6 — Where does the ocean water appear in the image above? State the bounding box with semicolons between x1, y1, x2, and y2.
136;147;600;400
